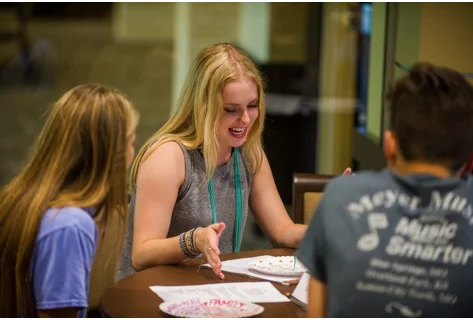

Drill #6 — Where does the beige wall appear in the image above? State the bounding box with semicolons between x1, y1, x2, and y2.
316;3;357;174
112;3;174;42
112;2;311;63
269;3;309;63
188;3;239;59
419;3;473;84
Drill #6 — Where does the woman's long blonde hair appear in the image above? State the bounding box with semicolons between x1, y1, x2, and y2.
0;83;139;317
130;43;266;186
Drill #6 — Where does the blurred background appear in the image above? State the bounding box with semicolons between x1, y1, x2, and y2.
1;2;473;250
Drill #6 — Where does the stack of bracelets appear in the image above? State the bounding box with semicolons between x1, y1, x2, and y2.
179;227;202;258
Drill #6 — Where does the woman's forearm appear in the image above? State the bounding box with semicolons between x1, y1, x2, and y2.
278;223;307;249
131;235;192;271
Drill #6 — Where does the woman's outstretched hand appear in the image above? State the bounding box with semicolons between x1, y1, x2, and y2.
195;222;226;279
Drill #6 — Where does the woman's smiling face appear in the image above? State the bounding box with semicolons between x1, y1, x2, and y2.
217;76;259;152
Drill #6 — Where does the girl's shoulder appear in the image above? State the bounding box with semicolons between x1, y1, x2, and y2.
37;207;96;243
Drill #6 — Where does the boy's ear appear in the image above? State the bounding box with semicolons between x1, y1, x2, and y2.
383;130;397;167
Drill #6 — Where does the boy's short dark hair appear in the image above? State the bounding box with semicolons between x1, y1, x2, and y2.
387;62;473;171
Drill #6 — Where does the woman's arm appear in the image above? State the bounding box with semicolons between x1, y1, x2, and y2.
39;308;79;318
307;277;328;317
250;152;353;248
132;142;225;278
249;152;306;248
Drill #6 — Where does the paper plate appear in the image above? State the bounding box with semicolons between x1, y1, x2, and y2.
248;256;307;276
159;298;264;318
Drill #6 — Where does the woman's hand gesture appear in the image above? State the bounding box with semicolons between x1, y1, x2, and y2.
195;222;226;279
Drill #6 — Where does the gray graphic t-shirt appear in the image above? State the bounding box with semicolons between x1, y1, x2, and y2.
296;169;473;317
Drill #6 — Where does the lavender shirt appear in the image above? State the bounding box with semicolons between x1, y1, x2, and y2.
30;207;97;317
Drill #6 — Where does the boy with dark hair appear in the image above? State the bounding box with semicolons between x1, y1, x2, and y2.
296;62;473;317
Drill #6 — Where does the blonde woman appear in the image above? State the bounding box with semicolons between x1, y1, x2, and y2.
0;84;139;317
117;43;349;281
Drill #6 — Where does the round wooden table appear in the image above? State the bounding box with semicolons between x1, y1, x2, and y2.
100;248;306;318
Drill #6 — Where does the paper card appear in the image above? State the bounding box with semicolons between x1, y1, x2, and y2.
203;255;301;284
150;281;290;303
291;272;310;307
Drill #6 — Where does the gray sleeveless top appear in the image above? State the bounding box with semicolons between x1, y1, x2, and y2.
115;144;253;281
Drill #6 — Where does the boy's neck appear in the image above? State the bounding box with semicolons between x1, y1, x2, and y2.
392;161;459;178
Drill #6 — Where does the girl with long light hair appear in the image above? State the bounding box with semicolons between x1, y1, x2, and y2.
0;84;139;317
116;43;309;281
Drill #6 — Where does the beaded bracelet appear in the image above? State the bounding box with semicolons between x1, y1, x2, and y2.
179;231;195;258
184;229;197;256
191;227;202;254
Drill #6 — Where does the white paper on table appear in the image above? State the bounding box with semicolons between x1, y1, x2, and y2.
202;255;300;284
290;272;310;308
149;281;290;303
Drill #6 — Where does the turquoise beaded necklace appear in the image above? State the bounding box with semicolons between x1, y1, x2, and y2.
207;148;243;252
